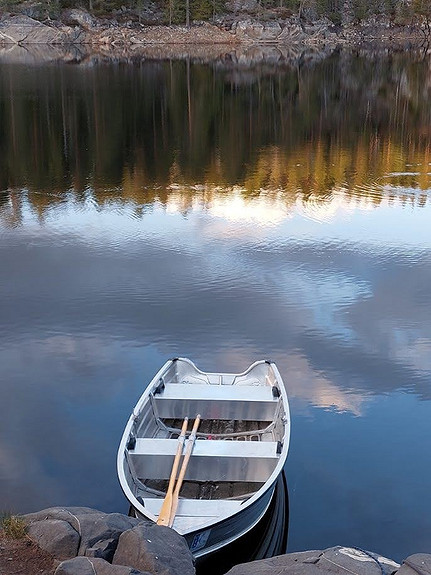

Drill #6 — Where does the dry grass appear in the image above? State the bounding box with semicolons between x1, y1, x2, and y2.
0;513;27;539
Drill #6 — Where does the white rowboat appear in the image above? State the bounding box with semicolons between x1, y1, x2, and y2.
117;358;290;559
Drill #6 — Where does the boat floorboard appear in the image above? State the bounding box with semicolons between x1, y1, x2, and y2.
142;478;263;499
163;418;272;437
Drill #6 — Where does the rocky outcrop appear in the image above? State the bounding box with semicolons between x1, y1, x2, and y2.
230;550;431;575
397;555;431;575
27;518;81;560
225;546;401;575
22;507;195;575
0;10;423;47
234;20;282;41
55;556;152;575
24;507;141;561
85;21;238;46
113;523;195;575
61;9;98;30
14;508;431;575
0;14;83;44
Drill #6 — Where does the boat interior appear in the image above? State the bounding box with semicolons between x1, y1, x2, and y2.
122;359;288;531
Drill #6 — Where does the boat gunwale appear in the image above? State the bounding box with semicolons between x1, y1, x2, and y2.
117;357;290;537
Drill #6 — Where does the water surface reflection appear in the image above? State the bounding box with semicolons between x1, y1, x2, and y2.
0;51;430;563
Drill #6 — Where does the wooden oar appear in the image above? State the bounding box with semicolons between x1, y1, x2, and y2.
168;414;201;528
156;417;189;526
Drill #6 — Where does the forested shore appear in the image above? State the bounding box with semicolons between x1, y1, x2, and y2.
0;0;431;48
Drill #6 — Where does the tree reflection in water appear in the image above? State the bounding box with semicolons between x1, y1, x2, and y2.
1;50;431;224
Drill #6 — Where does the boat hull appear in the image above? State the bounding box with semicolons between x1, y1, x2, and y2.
194;470;289;572
118;358;290;561
129;478;275;557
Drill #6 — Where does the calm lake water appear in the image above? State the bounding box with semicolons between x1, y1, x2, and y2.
0;49;430;563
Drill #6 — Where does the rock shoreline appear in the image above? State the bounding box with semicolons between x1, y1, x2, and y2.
19;506;195;575
0;10;425;49
3;506;429;575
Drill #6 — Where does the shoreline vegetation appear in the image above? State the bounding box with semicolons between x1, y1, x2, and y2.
1;1;431;50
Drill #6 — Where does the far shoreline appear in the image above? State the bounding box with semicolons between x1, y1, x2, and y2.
1;13;430;67
0;8;429;57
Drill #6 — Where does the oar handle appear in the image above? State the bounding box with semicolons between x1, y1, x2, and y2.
168;415;201;527
167;417;189;491
156;417;189;526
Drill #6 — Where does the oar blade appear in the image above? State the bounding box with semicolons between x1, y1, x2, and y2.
156;493;172;526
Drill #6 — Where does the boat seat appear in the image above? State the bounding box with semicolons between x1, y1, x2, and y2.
129;438;279;483
152;383;279;421
141;497;243;518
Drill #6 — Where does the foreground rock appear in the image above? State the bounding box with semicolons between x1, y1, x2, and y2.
397;555;431;575
113;523;194;575
225;546;427;575
6;510;431;575
22;507;195;575
55;556;152;575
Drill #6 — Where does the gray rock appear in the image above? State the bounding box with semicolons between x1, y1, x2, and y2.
225;550;325;575
61;9;97;30
0;15;71;44
113;523;195;575
55;556;151;575
235;20;282;41
278;23;306;42
321;548;399;575
236;20;264;40
225;547;400;575
267;22;282;40
56;557;96;575
396;554;431;575
77;511;141;558
27;518;80;560
86;538;117;560
23;506;140;560
23;506;97;531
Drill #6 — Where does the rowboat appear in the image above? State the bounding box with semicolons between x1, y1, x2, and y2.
117;357;290;559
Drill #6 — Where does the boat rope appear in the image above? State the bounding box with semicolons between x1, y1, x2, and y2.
157;397;283;441
350;547;391;575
